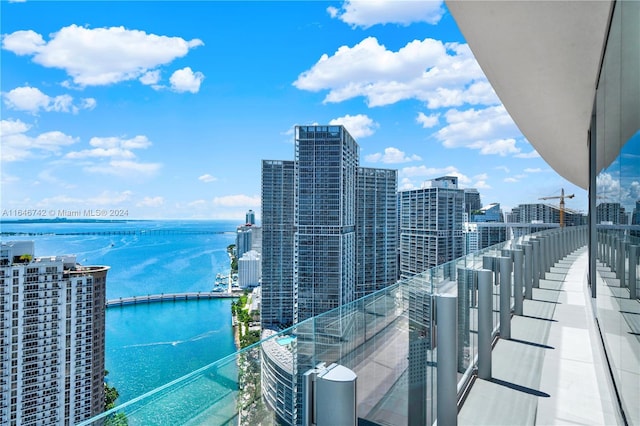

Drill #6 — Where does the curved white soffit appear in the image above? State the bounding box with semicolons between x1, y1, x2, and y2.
446;0;613;189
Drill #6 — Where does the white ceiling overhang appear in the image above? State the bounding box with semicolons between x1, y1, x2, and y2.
446;0;613;189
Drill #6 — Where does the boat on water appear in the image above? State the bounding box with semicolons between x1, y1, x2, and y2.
213;273;229;292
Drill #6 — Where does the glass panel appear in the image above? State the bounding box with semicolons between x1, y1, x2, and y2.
594;1;640;423
80;227;581;426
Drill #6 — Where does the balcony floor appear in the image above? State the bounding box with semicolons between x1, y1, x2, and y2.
458;248;621;425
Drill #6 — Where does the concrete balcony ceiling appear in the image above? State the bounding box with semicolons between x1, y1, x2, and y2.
446;0;613;189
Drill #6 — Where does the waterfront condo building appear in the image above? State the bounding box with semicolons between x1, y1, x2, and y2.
261;126;398;327
399;176;465;279
0;241;108;426
260;125;397;424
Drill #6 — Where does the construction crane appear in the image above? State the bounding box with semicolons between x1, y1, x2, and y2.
540;188;575;227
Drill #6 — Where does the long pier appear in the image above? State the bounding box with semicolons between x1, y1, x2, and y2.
106;291;239;308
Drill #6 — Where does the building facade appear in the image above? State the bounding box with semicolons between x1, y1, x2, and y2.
0;241;108;426
470;203;503;222
238;250;261;289
463;188;482;216
260;160;296;329
236;224;262;260
245;209;256;225
355;167;398;299
294;125;359;322
595;202;627;225
399;176;464;279
260;125;398;425
514;203;586;226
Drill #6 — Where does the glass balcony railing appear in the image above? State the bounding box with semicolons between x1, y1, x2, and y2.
80;226;587;426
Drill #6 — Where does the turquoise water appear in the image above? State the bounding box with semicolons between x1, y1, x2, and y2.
1;220;239;404
276;335;296;346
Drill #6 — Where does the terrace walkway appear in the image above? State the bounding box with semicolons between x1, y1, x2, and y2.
458;248;621;425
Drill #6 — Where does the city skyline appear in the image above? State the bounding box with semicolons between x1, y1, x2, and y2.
1;1;587;220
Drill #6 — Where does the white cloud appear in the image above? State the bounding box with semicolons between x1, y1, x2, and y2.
416;112;439;128
514;150;540;159
595;172;639;204
169;67;204;93
399;177;416;191
435;105;522;156
212;194;260;207
2;25;203;87
1;30;44;55
65;135;160;177
327;1;444;28
188;199;207;208
1;118;77;162
294;37;495;108
81;98;97;110
36;169;75;189
38;190;133;207
137;196;164;207
0;117;30;135
198;174;217;183
329;114;378;138
399;165;471;188
524;167;544;173
140;70;161;85
90;190;134;205
3;86;96;114
365;147;421;164
84;160;161;177
66;135;151;159
474;180;491;189
495;166;510;173
504;177;519;183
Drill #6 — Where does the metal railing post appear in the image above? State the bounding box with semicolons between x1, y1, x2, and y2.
477;269;492;380
437;294;458;426
523;243;533;299
630;245;638;300
499;256;512;339
457;268;473;373
513;249;524;316
618;238;627;288
531;239;540;288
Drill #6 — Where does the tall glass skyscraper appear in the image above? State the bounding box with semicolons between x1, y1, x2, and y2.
260;125;397;425
261;160;295;329
356;167;398;299
294;125;359;322
399;176;465;279
261;126;398;327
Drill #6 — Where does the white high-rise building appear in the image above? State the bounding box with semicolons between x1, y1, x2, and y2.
0;241;109;426
238;250;261;289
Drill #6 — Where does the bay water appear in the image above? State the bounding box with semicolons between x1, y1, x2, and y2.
0;220;239;404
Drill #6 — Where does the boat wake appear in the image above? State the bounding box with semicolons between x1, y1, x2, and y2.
122;329;222;348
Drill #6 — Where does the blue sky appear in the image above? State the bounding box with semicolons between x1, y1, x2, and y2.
1;1;587;220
